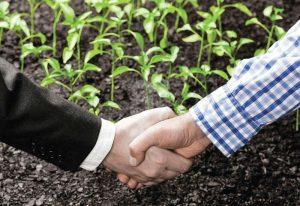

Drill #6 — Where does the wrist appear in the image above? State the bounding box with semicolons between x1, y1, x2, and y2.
184;111;212;146
80;119;116;171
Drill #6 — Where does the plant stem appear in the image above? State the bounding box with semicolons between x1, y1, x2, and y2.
52;10;62;56
77;28;83;70
207;43;212;67
204;76;208;95
144;81;151;109
29;0;35;34
99;10;110;36
174;3;180;29
21;58;24;73
154;25;158;45
197;33;205;68
217;1;222;40
137;0;141;10
19;38;24;72
193;76;206;92
98;10;110;53
128;0;134;30
128;12;133;30
167;63;173;88
111;55;115;101
118;24;122;43
266;23;275;50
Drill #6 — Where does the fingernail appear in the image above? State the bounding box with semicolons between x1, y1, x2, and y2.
129;156;137;166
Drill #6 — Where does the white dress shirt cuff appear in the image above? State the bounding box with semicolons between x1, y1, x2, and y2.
80;119;116;171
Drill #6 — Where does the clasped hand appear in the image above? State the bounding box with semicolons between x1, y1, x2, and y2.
103;107;211;189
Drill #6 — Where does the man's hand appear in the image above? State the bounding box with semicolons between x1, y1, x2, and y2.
129;111;211;167
102;107;192;189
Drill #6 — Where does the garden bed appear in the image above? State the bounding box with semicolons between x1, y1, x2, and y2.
0;0;299;205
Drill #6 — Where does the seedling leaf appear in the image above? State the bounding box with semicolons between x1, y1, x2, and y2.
103;101;121;110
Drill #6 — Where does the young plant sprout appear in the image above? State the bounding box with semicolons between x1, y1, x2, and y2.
27;0;42;34
246;6;286;55
20;36;52;72
91;35;124;101
110;5;127;42
177;13;219;69
214;0;252;39
213;31;254;76
124;2;134;30
41;57;101;95
135;0;187;48
3;13;31;71
44;0;75;56
111;30;177;108
151;73;202;115
0;1;10;47
174;0;198;29
171;65;228;95
69;84;120;116
62;11;93;71
85;0;127;36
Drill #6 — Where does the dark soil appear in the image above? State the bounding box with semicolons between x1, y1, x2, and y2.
0;0;299;205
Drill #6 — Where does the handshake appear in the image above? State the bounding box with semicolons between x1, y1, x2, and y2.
102;107;211;189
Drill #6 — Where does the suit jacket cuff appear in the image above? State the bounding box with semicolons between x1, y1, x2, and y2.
80;119;116;171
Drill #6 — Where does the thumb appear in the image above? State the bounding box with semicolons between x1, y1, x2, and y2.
128;107;176;166
129;116;189;166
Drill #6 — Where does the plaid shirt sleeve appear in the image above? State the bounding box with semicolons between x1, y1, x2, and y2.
190;20;300;157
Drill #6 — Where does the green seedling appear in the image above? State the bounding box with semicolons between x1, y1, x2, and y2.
110;5;127;42
41;55;118;114
174;0;198;28
20;33;52;72
91;35;124;101
27;0;42;34
124;1;134;30
0;1;10;47
135;0;187;48
215;0;252;39
177;13;220;68
171;65;228;95
111;30;177;108
4;13;31;71
62;11;93;72
41;57;101;94
69;84;120;115
151;73;202;114
44;0;76;56
246;5;286;55
85;0;129;36
124;0;146;30
4;13;30;40
213;31;254;76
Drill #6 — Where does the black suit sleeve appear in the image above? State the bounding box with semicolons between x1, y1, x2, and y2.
0;58;102;171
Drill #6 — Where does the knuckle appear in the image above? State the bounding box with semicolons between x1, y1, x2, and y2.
146;169;159;178
161;107;176;118
147;147;166;165
147;146;158;156
144;170;154;178
144;166;162;178
129;144;137;156
154;155;167;165
180;161;192;173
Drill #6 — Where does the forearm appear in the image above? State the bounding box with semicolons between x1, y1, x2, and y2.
0;58;102;171
190;21;300;157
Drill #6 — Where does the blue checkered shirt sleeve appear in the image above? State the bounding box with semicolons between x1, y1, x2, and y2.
190;20;300;157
